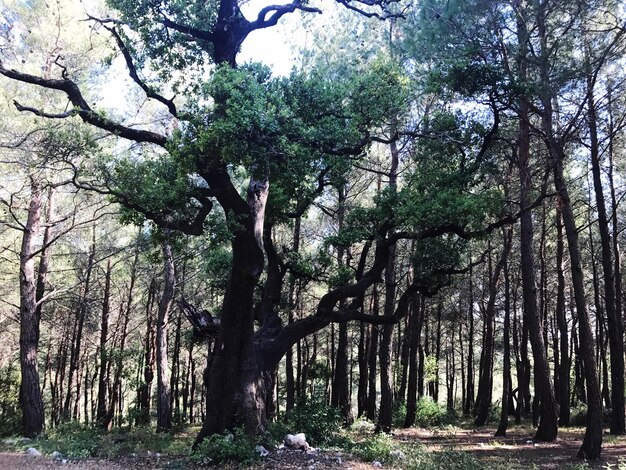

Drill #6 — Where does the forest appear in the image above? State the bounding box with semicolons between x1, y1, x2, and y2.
1;0;626;468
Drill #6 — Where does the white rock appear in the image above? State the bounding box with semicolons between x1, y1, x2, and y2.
336;456;343;464
284;433;310;450
390;449;406;460
525;440;533;444
25;447;42;457
307;458;315;464
306;448;318;455
373;461;383;468
255;445;270;457
2;439;16;445
62;459;68;464
51;451;64;459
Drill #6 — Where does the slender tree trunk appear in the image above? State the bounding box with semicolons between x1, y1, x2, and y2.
157;236;175;432
377;136;399;433
476;229;512;426
585;57;625;434
464;265;475;415
96;259;112;426
516;1;559;441
19;178;44;437
64;228;96;421
286;217;301;412
554;156;603;458
366;287;379;421
137;279;156;425
496;228;513;436
555;206;570;425
404;296;423;427
332;185;353;425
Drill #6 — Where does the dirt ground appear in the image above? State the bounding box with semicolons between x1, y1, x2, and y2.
394;426;626;469
2;426;625;469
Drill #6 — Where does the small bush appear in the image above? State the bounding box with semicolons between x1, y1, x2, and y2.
392;401;407;428
350;417;375;435
415;396;450;427
352;432;395;463
284;399;342;446
0;366;21;437
404;444;484;470
189;428;257;466
39;422;101;458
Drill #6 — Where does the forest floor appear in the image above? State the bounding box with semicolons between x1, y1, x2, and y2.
396;425;626;469
1;425;625;469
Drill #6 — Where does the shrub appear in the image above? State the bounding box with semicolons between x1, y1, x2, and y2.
352;432;395;462
392;401;407;428
284;399;342;446
189;427;257;466
415;396;449;427
350;417;376;435
39;422;101;458
404;444;484;470
0;366;21;437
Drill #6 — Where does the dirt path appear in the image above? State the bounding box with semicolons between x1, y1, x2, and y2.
396;426;626;469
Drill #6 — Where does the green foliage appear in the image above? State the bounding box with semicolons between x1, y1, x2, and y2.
351;432;395;463
27;424;191;459
415;396;454;428
0;366;21;437
284;399;343;446
392;401;408;428
37;422;100;458
189;427;257;466
403;444;484;470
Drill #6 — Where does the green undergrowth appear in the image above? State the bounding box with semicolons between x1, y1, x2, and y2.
5;422;194;459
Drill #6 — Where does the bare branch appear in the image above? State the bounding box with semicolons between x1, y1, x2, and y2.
248;2;322;32
0;63;168;147
100;24;177;116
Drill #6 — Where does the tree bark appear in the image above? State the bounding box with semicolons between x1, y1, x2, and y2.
555;206;570;425
476;229;512;426
585;56;624;434
157;236;175;432
496;228;513;436
96;258;112;426
19;178;45;437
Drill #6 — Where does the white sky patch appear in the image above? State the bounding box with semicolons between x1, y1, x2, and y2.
239;0;305;76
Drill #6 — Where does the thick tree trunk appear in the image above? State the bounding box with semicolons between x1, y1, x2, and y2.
157;236;175;432
194;172;269;444
19;179;44;437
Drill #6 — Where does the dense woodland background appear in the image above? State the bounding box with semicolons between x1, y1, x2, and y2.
1;0;626;465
